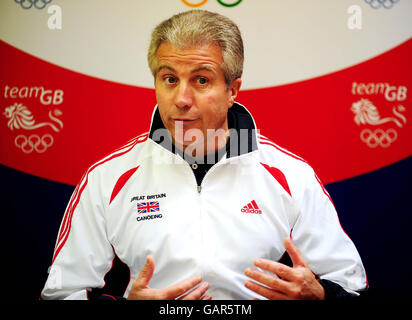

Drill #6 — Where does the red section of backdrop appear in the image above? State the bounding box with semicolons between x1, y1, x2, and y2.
0;39;411;186
238;39;411;184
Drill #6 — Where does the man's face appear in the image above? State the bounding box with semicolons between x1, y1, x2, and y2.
154;42;241;155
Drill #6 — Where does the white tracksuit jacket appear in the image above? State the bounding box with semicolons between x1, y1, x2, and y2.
41;103;367;300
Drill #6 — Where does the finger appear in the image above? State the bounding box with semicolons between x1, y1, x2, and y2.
244;280;287;300
200;294;212;300
253;258;296;281
135;255;155;288
284;237;307;268
245;268;290;293
179;282;209;300
161;276;202;299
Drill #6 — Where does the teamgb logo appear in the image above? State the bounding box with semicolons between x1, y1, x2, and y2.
350;82;407;148
181;0;243;8
3;91;63;154
2;85;64;154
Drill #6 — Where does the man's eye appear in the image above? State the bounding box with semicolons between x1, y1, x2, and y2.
198;77;208;85
166;77;176;84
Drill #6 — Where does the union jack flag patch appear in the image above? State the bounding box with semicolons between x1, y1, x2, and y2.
137;201;160;214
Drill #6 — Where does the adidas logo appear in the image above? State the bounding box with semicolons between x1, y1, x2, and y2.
241;200;262;214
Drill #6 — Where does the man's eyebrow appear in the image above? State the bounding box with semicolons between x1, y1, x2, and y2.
156;65;216;74
156;65;176;74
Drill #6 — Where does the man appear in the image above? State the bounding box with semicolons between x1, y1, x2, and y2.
41;10;367;300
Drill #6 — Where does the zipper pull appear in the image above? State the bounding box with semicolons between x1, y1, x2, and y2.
197;186;202;193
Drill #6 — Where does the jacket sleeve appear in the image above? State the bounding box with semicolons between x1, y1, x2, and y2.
41;170;115;300
290;167;368;296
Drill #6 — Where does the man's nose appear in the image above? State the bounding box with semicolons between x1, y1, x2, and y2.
174;81;193;109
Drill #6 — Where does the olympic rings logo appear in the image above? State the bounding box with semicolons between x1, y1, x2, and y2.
182;0;243;8
14;0;52;10
15;134;54;153
364;0;399;9
360;128;397;148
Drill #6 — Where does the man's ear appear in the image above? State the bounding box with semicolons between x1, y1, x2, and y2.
228;78;242;108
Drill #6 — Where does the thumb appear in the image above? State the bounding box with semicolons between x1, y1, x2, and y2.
284;237;307;268
135;255;155;288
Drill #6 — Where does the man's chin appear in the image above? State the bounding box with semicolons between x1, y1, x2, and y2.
174;138;203;150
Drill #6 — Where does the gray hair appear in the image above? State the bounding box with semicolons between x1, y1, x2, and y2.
147;10;244;87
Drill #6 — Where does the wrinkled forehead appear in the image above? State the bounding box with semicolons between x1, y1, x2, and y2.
155;42;224;74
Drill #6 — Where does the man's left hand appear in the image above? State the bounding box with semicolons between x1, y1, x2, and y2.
244;237;325;300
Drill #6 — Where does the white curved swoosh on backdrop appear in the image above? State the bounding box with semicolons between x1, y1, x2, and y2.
0;0;411;89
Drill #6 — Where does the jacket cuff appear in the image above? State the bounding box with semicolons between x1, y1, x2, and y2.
318;279;355;300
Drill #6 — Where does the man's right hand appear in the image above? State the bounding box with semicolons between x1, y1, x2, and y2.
127;255;211;300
